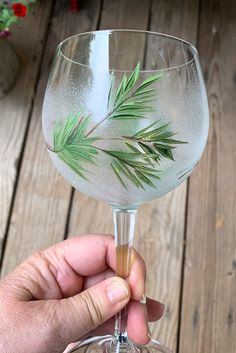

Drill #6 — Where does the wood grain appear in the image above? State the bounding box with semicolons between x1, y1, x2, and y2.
0;0;101;277
0;0;53;259
99;0;150;30
0;39;20;98
179;1;236;352
139;1;200;349
67;0;151;239
67;0;199;351
1;1;235;352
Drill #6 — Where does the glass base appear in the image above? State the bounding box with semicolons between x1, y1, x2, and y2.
65;335;172;353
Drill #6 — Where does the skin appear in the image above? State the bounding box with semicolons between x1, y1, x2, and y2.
0;234;164;353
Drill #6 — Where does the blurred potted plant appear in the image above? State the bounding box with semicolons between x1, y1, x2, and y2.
0;1;35;98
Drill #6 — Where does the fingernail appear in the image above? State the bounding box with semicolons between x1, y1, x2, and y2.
140;294;146;304
106;279;129;304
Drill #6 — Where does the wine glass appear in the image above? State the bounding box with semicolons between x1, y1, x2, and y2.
42;30;209;353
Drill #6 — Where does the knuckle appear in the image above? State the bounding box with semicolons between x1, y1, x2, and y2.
27;249;46;265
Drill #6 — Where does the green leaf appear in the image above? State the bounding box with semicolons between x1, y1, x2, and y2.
133;88;156;97
125;62;140;90
102;147;162;190
51;114;100;181
155;146;175;160
69;115;90;143
152;143;176;150
139;122;171;139
122;75;127;92
142;171;161;180
136;165;161;173
134;73;163;95
117;160;145;190
118;103;154;112
110;112;146;120
58;151;88;180
110;63;161;122
125;142;141;153
111;161;127;190
107;72;114;109
134;170;156;188
132;121;159;138
103;150;141;160
66;145;97;163
50;63;188;191
163;138;188;145
114;74;127;105
138;142;160;163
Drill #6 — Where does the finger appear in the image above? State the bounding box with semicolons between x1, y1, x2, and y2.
85;298;165;339
127;300;150;345
87;317;115;337
46;277;130;349
62;299;162;352
146;298;165;322
127;250;146;300
12;235;116;300
127;299;165;345
83;248;146;301
10;234;146;301
83;269;115;289
44;234;116;276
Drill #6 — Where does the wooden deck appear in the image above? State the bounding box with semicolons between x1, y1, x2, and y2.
0;1;236;352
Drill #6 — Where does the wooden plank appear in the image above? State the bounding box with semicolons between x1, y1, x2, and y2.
67;0;199;351
0;0;53;258
67;0;151;238
1;0;101;277
179;1;236;353
98;0;150;29
136;1;199;349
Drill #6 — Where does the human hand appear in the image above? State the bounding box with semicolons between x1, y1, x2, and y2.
0;234;164;353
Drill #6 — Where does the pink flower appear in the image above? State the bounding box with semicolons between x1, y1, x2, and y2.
0;30;11;38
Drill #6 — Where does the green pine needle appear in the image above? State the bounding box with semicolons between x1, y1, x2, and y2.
51;114;99;180
108;62;162;120
49;64;187;189
123;120;187;167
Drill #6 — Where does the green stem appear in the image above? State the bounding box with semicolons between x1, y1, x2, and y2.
70;115;84;137
85;114;110;138
85;93;136;137
46;143;65;153
103;136;156;148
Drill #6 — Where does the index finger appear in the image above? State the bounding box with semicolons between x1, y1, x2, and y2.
45;234;145;299
46;234;116;276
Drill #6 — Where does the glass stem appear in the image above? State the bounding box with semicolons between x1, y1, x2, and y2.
112;207;137;345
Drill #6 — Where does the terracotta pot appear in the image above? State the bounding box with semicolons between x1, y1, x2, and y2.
0;38;20;99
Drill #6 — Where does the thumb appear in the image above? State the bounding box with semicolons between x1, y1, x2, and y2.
49;276;130;346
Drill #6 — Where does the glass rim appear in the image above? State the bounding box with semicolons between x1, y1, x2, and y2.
58;29;199;73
